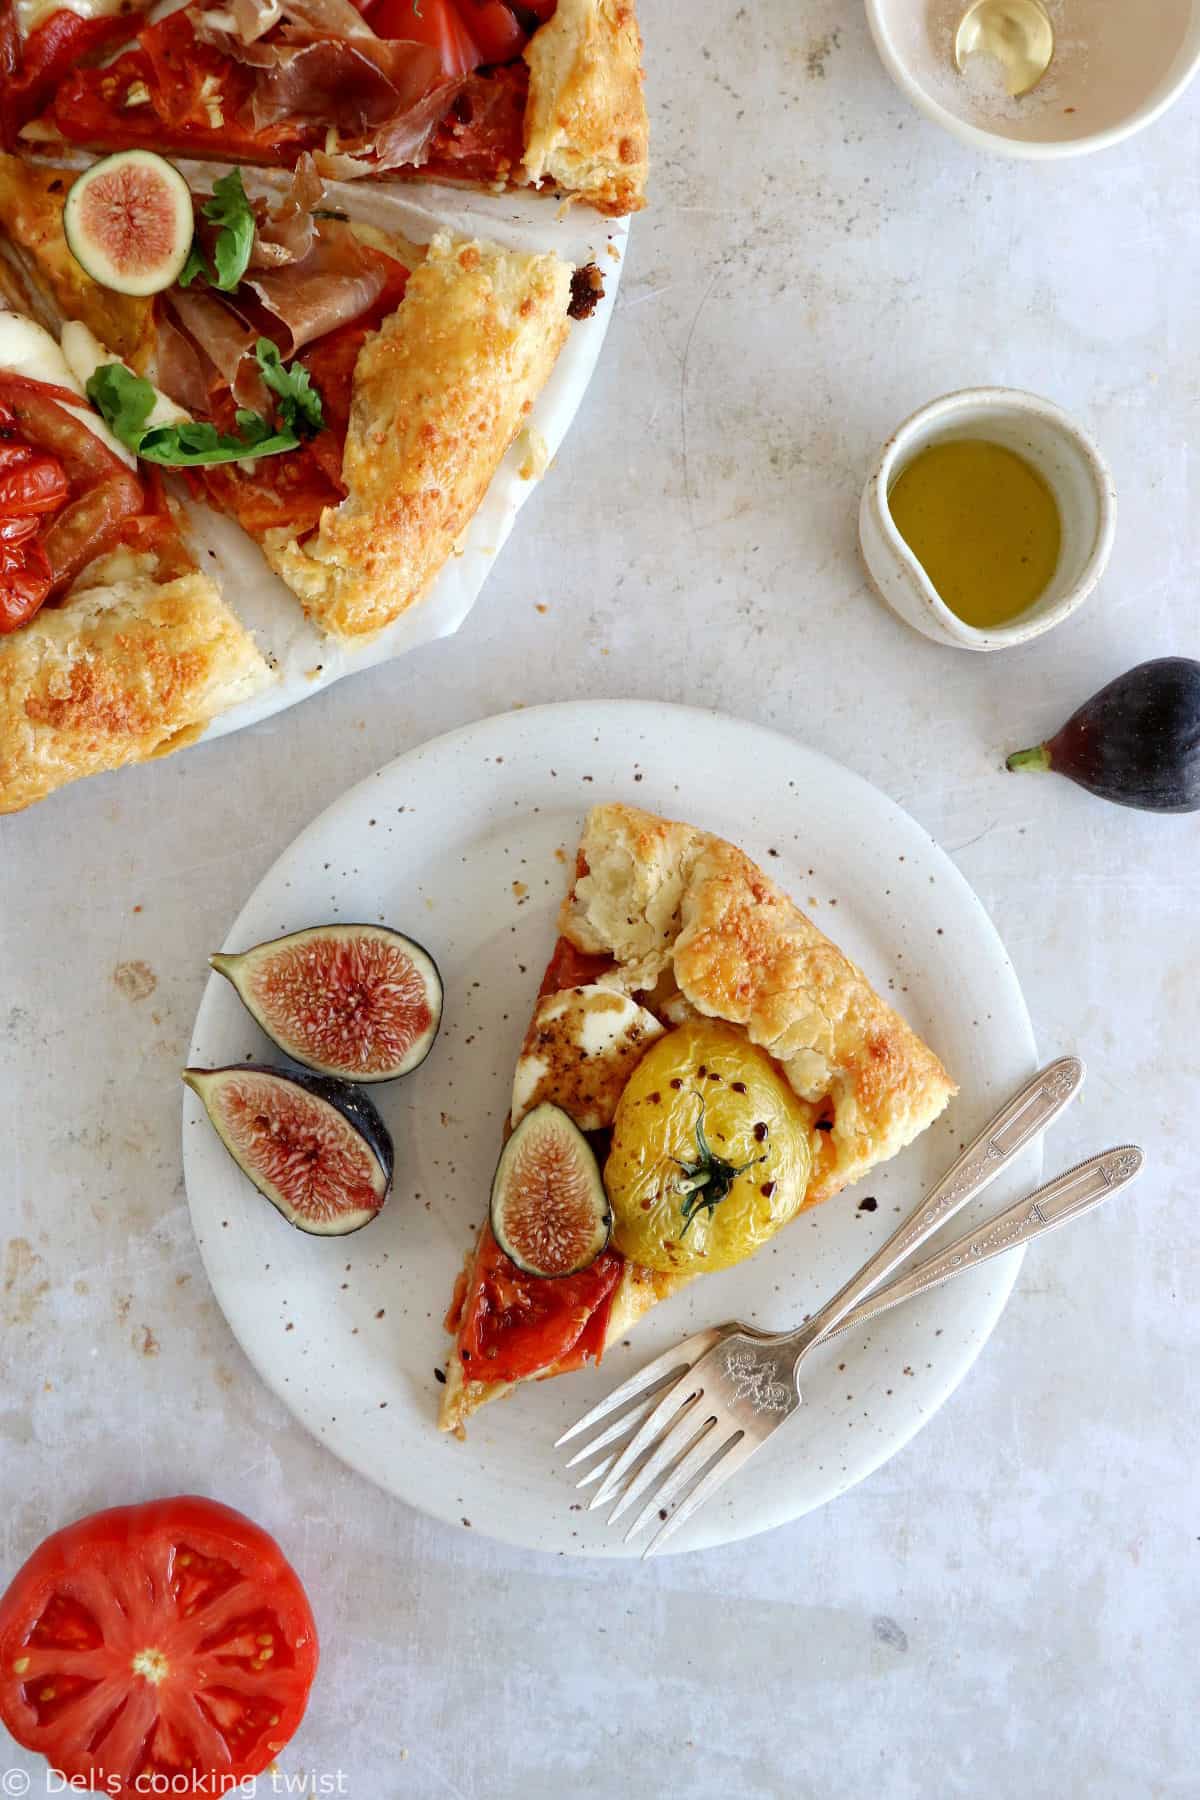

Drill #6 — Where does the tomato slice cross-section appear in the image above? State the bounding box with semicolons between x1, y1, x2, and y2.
0;1498;318;1800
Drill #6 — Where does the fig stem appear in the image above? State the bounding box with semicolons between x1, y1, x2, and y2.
1005;743;1052;775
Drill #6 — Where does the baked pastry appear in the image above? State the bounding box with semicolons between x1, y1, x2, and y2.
9;0;647;216
0;154;581;641
0;311;272;813
440;802;957;1432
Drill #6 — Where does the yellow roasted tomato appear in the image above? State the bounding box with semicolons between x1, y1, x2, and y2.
605;1019;812;1275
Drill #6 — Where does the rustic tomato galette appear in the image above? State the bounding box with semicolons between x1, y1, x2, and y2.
4;0;647;216
0;144;605;805
440;802;958;1431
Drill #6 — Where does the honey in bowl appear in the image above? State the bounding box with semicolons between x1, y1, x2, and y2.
886;437;1062;630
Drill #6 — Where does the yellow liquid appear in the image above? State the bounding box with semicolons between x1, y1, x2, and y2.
887;438;1061;630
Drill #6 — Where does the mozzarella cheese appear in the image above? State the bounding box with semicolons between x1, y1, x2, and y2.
61;320;191;431
15;0;127;45
511;984;665;1133
0;312;136;467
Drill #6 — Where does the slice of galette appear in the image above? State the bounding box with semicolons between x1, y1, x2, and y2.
440;801;957;1432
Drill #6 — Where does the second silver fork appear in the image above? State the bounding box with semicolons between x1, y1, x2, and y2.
558;1056;1137;1552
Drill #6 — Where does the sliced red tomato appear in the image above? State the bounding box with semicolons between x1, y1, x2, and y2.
0;1497;318;1800
52;16;307;164
457;1223;622;1384
363;0;484;74
0;379;145;599
453;1;528;64
0;448;69;520
1;7;137;147
0;519;54;633
537;935;617;998
0;404;70;632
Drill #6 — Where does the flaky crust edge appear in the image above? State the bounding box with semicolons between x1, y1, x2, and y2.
0;572;273;814
523;0;648;215
562;802;958;1208
265;234;572;640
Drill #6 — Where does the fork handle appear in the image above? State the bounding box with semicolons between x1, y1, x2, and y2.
818;1145;1143;1343
784;1055;1084;1370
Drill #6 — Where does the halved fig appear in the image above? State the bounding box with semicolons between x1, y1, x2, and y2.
64;151;194;297
490;1103;611;1279
211;924;443;1082
183;1064;393;1235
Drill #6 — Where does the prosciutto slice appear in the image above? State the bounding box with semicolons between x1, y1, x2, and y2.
243;226;388;357
157;214;398;414
165;288;269;410
246;36;447;134
154;309;218;415
247;153;325;268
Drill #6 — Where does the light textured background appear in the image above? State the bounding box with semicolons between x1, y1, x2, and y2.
2;2;1197;1795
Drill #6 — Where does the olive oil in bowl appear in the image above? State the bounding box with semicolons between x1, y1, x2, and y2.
887;437;1061;630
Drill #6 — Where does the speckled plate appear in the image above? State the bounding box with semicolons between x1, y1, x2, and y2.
183;702;1039;1556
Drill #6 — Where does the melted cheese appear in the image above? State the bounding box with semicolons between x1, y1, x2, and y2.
61;320;190;430
0;312;136;467
511;984;664;1132
15;0;127;43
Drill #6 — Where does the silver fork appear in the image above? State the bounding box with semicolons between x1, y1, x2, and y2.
558;1057;1122;1552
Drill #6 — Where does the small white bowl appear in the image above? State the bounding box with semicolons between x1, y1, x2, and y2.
859;386;1117;652
864;0;1200;160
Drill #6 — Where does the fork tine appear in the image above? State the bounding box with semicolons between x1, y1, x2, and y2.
563;1390;661;1469
588;1368;708;1510
555;1326;727;1448
574;1451;617;1490
622;1419;727;1543
608;1394;715;1525
642;1429;766;1556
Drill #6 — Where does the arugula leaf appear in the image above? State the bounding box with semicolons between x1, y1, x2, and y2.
207;169;255;292
86;360;304;467
86;362;156;445
178;168;256;293
255;338;324;437
137;418;300;465
178;240;209;289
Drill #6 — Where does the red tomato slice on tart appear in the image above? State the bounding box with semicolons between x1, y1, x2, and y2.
0;1497;318;1800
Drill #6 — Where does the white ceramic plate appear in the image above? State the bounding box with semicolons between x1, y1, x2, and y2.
183;702;1039;1556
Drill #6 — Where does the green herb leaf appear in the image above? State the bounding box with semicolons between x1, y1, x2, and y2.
255;338;324;437
206;168;255;292
175;168;255;293
178;240;209;289
137;417;300;466
672;1090;766;1238
86;362;156;445
86;361;301;466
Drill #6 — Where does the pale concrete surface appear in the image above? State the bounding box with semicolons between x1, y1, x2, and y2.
1;3;1197;1795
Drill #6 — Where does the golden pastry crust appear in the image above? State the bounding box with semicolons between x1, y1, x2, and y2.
0;154;156;369
265;234;572;640
523;0;648;215
563;803;958;1207
0;572;273;814
439;803;956;1432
